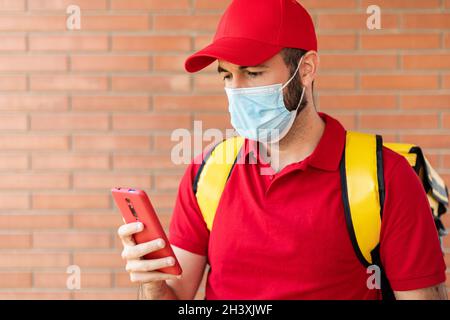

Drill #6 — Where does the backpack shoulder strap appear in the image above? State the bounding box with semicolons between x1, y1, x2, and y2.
193;136;245;231
340;131;384;267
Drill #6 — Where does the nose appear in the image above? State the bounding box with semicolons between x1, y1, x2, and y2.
226;74;247;89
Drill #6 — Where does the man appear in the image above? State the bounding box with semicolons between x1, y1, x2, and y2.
118;0;447;300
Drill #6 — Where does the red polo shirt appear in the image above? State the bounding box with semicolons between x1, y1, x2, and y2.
168;112;446;300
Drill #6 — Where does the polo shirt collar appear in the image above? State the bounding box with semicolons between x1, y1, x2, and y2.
241;112;346;172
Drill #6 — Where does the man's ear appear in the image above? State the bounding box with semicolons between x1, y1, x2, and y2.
299;51;319;88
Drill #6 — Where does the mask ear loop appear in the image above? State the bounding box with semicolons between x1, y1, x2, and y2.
281;55;305;90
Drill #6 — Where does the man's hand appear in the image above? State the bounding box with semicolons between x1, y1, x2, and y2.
117;221;181;300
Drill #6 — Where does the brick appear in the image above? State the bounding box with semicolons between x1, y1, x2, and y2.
317;14;398;30
0;16;65;31
0;95;68;111
361;75;439;90
445;33;450;49
154;14;221;31
28;0;107;10
71;55;150;72
0;214;71;229
0;194;29;209
73;212;122;229
72;95;149;112
194;0;231;10
33;231;112;249
147;193;176;211
73;135;150;151
73;251;123;268
315;74;356;90
154;174;182;190
361;34;440;50
444;113;450;129
403;54;450;70
360;114;439;130
319;95;397;110
34;271;112;288
0;55;67;72
361;0;440;8
0;115;27;130
113;154;178;170
317;34;357;50
112;114;191;130
30;75;108;91
153;55;187;72
112;35;191;52
153;95;227;112
29;35;109;51
0;35;26;51
31;114;109;131
81;15;150;31
0;292;71;300
0;174;70;190
153;135;180;151
320;54;397;70
0;154;28;170
444;74;450;89
0;75;27;91
0;0;25;10
401;95;450;110
111;75;190;93
403;14;450;29
0;135;69;151
32;154;110;170
194;35;213;50
326;113;357;130
400;134;450;149
32;194;110;209
0;252;70;268
0;272;32;288
114;272;138;288
73;291;137;300
298;0;358;9
73;174;151;189
110;0;189;10
0;233;32;248
193;75;228;92
194;113;231;130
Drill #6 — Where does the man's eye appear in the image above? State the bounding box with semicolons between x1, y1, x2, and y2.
247;71;262;78
223;74;232;81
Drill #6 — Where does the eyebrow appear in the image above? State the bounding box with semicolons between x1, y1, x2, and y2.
217;64;268;73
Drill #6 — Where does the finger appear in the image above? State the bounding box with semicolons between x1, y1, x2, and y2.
118;222;143;239
126;257;175;272
129;271;181;283
120;234;136;247
121;238;165;260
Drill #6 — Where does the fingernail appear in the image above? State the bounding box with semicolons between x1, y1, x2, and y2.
136;222;142;231
166;257;175;265
158;239;165;248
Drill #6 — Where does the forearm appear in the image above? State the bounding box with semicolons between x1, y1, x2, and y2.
394;283;448;300
138;281;179;300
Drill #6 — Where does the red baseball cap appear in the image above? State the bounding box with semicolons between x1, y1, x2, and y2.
184;0;317;73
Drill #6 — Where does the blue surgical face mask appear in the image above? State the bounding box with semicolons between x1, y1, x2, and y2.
225;56;305;143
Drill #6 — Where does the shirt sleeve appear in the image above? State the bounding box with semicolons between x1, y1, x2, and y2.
168;152;210;257
380;151;447;291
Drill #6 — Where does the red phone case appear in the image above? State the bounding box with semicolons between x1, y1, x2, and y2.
111;187;182;276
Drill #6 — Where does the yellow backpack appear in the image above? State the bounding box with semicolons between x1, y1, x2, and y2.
192;132;449;300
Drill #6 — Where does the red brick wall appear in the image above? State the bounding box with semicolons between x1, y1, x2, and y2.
0;0;448;299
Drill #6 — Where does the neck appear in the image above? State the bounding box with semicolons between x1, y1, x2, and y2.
265;105;326;173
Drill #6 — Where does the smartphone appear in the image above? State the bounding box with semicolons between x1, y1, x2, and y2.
111;187;182;276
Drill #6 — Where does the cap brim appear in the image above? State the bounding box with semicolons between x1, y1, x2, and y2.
184;37;283;73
